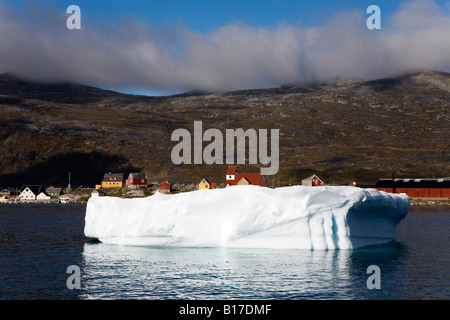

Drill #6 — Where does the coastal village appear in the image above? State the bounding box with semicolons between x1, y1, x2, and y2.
0;165;449;206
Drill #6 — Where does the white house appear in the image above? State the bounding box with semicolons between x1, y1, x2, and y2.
91;189;106;197
0;189;10;203
36;192;51;202
18;186;43;201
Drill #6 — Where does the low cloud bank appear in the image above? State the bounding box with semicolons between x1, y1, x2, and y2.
0;0;449;92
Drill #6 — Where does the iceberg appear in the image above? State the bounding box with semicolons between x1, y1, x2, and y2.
84;185;410;250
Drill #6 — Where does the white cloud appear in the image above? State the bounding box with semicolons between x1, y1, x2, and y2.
0;0;449;93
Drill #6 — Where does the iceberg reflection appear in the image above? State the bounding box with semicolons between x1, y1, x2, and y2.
80;242;364;299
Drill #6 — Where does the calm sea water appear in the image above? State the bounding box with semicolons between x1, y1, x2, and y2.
0;204;448;300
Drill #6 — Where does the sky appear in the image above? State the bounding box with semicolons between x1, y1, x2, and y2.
1;0;450;95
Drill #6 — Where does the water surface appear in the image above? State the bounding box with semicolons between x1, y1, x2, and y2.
0;204;448;299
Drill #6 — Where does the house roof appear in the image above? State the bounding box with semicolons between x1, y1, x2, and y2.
200;178;211;185
103;173;124;181
303;174;322;181
227;173;268;187
374;178;450;189
46;187;62;194
129;173;147;180
20;185;43;196
159;182;171;189
226;166;238;175
37;191;51;197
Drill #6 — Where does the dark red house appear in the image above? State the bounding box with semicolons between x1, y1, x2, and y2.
126;173;148;189
374;178;450;198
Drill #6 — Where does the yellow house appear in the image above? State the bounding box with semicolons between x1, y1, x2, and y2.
198;178;211;190
198;179;218;190
101;173;124;188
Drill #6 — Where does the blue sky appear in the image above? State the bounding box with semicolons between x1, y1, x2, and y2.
8;0;407;31
1;0;450;95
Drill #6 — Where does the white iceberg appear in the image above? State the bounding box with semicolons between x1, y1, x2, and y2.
84;185;409;250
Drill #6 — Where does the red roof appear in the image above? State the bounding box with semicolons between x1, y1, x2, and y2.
311;175;324;186
226;165;237;175
159;182;171;190
226;173;268;187
210;182;218;189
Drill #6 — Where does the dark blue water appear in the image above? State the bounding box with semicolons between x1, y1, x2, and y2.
0;204;448;300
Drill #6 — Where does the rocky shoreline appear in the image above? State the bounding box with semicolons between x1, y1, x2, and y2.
410;199;450;207
2;197;449;208
1;184;449;207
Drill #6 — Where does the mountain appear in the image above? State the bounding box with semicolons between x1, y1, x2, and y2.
0;71;449;188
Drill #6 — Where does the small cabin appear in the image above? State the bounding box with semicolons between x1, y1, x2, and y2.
158;182;171;194
0;189;11;198
198;178;211;190
36;192;51;202
198;179;218;190
302;175;325;187
91;189;106;197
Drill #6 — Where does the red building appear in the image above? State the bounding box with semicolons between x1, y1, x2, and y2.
126;173;148;189
158;182;171;194
302;174;325;187
225;166;269;187
374;178;450;198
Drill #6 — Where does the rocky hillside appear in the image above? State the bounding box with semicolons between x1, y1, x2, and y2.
0;71;449;188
